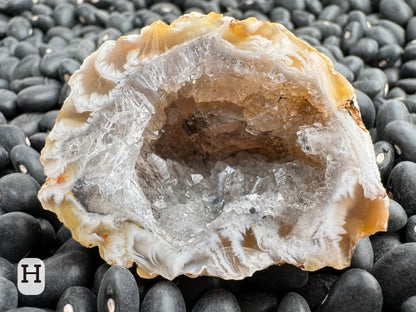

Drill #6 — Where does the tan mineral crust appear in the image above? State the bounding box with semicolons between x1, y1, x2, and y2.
38;12;389;280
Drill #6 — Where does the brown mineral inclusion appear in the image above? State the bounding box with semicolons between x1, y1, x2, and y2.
38;13;389;280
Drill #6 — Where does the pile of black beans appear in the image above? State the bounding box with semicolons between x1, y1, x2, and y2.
0;0;416;311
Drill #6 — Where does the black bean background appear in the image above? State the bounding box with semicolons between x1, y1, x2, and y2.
1;0;416;311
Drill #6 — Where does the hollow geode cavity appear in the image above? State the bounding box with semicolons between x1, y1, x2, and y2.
39;12;389;280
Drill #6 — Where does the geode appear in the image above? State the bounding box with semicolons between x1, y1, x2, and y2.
38;13;389;280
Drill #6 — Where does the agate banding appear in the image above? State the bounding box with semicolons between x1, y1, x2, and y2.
38;13;389;280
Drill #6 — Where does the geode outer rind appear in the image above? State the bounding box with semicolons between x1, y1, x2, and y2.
38;13;389;280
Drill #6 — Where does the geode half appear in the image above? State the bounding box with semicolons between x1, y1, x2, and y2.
38;13;389;280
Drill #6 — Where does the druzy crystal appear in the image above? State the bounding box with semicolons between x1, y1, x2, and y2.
38;12;389;280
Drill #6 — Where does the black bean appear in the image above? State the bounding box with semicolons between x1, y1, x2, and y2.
237;0;273;14
298;274;338;311
0;145;8;170
0;124;28;152
0;78;9;89
141;280;186;312
380;0;413;25
2;0;33;14
349;38;379;63
39;52;69;80
10;77;61;94
3;307;53;312
220;0;239;10
191;288;240;312
177;276;225;309
56;286;97;312
291;9;315;28
403;42;416;62
58;82;71;106
0;257;16;283
56;225;72;247
367;26;399;48
30;218;56;258
323;44;343;61
387;199;408;233
237;290;278;312
376;20;406;47
39;110;58;132
387;161;416;216
19;250;94;308
270;7;291;23
45;26;74;43
11;54;41;81
353;80;384;99
323;35;340;46
318;4;341;22
0;276;18;311
334;62;353;82
401;60;416;79
106;12;134;33
374;141;395;183
17;84;60;112
384;68;400;87
14;41;38;59
350;237;374;271
385;120;416;162
97;27;123;47
7;17;32;41
371;232;402;263
91;262;110;295
294;26;322;41
370;127;378;142
304;0;322;14
10;113;42;137
387;87;407;99
0;56;19;82
350;0;372;13
276;292;310;312
318;269;382;312
313;20;342;38
405;215;416;242
0;89;19;119
28;132;47;153
343;55;363;78
150;2;182;16
53;3;77;28
348;10;371;33
355;89;375;128
248;264;308;291
115;0;135;11
401;296;416;312
403;19;416;46
372;243;416;310
76;3;98;25
97;265;140;312
341;21;364;54
10;145;45;184
54;238;91;255
274;0;305;10
32;3;53;15
376;100;411;141
298;35;320;46
396;79;416;93
184;0;220;13
31;14;56;34
0;211;41;262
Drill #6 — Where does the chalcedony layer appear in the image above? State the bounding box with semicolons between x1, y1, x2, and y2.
38;13;389;280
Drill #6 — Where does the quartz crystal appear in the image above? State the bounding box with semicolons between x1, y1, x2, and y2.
38;12;389;280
